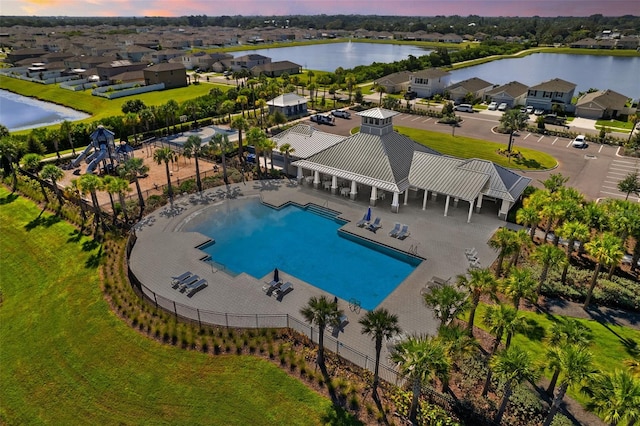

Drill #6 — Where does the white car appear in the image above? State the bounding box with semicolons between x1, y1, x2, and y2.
498;102;508;111
488;102;498;110
572;135;587;148
453;104;474;113
526;106;534;114
331;109;351;119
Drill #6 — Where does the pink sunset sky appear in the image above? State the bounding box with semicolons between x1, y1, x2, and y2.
1;0;638;17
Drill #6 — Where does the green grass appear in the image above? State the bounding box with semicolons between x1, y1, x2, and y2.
0;187;341;425
0;76;224;128
596;119;634;132
471;303;640;407
395;126;557;170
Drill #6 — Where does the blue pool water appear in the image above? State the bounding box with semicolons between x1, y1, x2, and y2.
182;198;421;310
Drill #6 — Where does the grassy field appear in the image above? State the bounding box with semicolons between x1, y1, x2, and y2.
472;303;640;407
395;126;557;170
596;118;634;132
0;76;224;126
0;187;340;425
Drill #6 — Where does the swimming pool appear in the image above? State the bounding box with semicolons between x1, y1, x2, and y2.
181;198;422;311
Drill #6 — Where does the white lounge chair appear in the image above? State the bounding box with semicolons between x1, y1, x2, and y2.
263;280;282;295
397;224;410;240
274;281;293;301
177;275;200;292
186;279;208;297
366;217;382;232
356;213;369;227
171;271;192;286
329;314;348;335
389;223;401;237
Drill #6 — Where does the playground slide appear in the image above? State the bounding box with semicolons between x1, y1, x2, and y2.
70;144;93;168
86;146;108;174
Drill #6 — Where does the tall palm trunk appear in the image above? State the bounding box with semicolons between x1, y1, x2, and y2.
546;368;560;396
133;176;145;218
495;381;513;424
409;378;421;425
543;383;568;426
221;153;228;185
372;337;382;395
194;155;202;192
164;162;173;201
583;262;602;308
537;263;550;294
317;326;325;368
467;294;480;336
51;178;64;207
118;192;129;224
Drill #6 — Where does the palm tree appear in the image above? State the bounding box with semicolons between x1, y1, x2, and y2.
390;335;451;424
236;95;249;118
345;73;356;103
543;345;596;426
21;153;47;201
105;176;131;224
246;127;268;178
584;232;624;308
124;112;139;145
164;99;179;133
501;267;537;310
59;120;76;155
545;318;593;396
374;83;386;105
183;135;204;192
587;369;640;426
508;229;532;268
218;100;236;124
0;136;25;191
299;295;342;369
254;99;267;129
437;323;479;370
489;227;516;277
210;133;233;185
457;268;497;336
556;220;591;283
308;83;318;109
153;147;177;202
119;157;148;218
516;206;540;241
423;285;468;329
278;143;295;177
230;116;249;163
101;175;119;224
78;173;104;232
531;244;566;295
499;109;529;154
490;347;540;424
359;308;401;397
541;173;570;194
41;164;65;207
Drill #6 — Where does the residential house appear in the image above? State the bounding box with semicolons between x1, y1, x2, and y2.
616;36;639;50
144;49;184;64
267;93;308;118
372;71;412;94
97;60;148;82
6;47;47;64
118;45;155;62
575;89;631;119
484;81;529;108
174;52;233;70
251;61;302;77
230;54;271;71
570;38;599;49
440;33;464;43
143;62;187;89
446;77;493;103
409;69;451;98
525;78;577;113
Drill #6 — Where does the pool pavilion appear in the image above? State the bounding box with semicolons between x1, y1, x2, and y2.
286;108;531;222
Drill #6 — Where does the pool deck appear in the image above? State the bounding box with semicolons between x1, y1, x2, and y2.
130;179;504;369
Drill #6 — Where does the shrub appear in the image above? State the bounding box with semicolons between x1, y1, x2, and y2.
506;384;545;424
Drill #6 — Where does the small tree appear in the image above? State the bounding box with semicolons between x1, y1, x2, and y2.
617;170;640;200
423;285;468;329
499;109;529;154
300;296;342;370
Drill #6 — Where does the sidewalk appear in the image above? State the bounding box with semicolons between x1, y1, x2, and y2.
538;297;640;330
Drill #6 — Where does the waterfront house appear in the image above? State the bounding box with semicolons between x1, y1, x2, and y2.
373;71;412;94
230;54;271;71
251;61;302;77
408;69;451;98
446;77;493;103
484;81;529;108
575;89;632;119
525;78;576;113
267;93;308;118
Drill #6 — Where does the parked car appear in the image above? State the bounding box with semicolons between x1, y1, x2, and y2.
543;114;566;125
310;114;335;125
488;101;498;110
498;102;508;111
453;104;474;113
534;108;545;116
526;106;534;114
331;109;351;119
572;135;587;148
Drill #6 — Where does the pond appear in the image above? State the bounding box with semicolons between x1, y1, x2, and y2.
230;41;432;72
0;89;90;132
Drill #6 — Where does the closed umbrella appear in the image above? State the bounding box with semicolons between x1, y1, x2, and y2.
273;268;280;282
365;207;372;222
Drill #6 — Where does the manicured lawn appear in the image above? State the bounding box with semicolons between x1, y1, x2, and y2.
596;119;634;132
0;187;340;425
0;76;224;125
472;303;640;407
395;126;557;170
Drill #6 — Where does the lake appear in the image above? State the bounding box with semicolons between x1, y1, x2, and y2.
231;41;432;72
0;89;90;132
449;53;640;100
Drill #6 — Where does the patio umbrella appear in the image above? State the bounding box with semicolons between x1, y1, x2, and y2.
365;207;372;222
273;268;279;282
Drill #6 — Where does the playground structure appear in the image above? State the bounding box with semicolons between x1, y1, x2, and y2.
71;125;133;174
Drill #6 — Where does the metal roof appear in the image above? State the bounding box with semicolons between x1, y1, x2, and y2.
457;158;531;202
271;124;344;159
409;153;490;202
356;107;400;120
268;92;307;107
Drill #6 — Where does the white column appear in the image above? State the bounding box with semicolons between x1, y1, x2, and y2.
313;170;320;188
391;191;400;213
476;193;483;213
296;166;303;182
499;199;512;220
422;190;428;210
331;175;338;195
467;199;475;223
444;195;450;217
432;192;438;201
370;186;377;206
403;189;409;205
350;180;358;200
453;197;459;207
